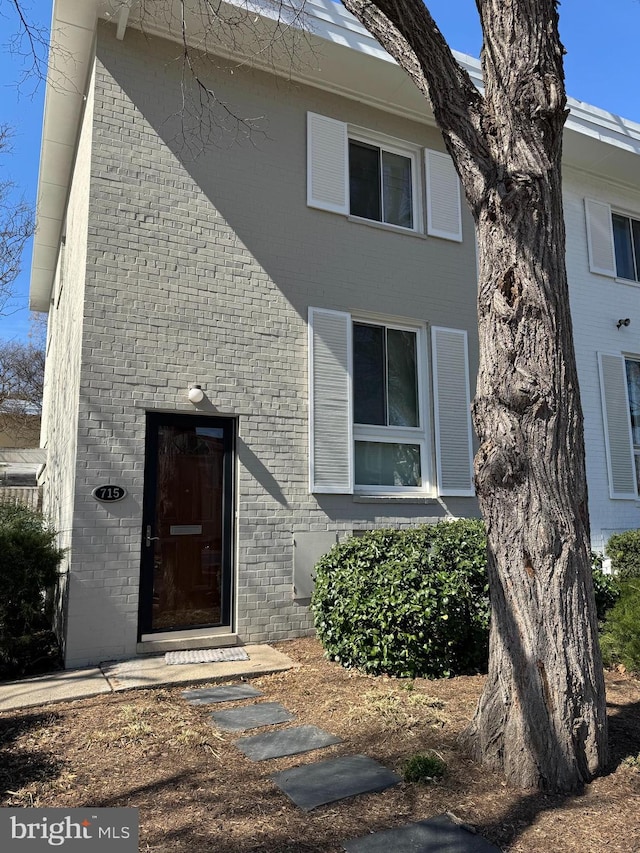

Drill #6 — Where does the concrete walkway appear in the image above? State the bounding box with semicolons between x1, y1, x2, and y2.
0;644;296;713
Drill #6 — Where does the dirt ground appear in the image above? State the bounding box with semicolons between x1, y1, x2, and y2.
1;637;639;852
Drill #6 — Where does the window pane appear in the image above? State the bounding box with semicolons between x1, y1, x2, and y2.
386;328;419;426
382;150;413;228
613;214;636;280
353;323;386;424
625;359;640;447
632;220;640;284
355;441;422;487
349;141;381;222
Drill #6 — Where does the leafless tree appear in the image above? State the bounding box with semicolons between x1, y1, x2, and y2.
0;338;44;442
0;125;33;316
1;0;50;91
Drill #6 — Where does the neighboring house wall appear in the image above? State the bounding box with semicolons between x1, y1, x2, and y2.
0;488;41;510
565;167;640;550
0;415;41;448
55;23;480;667
40;63;95;657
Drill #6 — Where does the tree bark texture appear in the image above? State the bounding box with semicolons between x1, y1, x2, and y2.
342;0;608;791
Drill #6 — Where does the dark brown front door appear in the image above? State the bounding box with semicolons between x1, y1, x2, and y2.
139;413;234;635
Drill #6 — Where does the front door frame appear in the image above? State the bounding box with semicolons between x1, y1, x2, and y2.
138;411;236;639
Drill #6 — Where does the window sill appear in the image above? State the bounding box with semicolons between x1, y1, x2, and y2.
353;494;439;504
615;276;640;289
347;215;426;239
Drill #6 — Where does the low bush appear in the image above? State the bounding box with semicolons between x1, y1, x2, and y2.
591;564;621;622
600;580;640;674
311;519;489;679
605;529;640;578
402;751;446;783
0;502;64;679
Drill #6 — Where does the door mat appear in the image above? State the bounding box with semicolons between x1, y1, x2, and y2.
165;648;250;665
271;754;401;811
235;724;342;761
342;814;503;852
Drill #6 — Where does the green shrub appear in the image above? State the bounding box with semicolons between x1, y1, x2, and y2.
605;530;640;578
600;580;640;673
311;519;489;679
0;502;64;679
402;751;446;783
591;565;621;622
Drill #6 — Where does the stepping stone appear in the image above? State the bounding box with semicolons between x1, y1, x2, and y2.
342;814;502;852
271;754;400;811
210;701;294;732
182;684;262;705
235;725;342;761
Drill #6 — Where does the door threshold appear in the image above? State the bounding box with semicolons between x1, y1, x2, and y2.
137;632;239;655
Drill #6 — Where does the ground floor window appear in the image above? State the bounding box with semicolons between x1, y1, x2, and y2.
625;357;640;490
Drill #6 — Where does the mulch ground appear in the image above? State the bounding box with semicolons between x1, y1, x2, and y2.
1;637;640;852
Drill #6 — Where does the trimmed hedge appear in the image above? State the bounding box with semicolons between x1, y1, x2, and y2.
311;519;490;678
0;502;64;679
605;529;640;578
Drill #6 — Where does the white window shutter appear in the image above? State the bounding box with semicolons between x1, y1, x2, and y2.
598;352;637;499
431;327;474;496
585;198;616;277
308;308;353;493
425;149;463;242
307;113;349;214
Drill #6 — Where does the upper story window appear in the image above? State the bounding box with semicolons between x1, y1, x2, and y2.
585;198;640;282
307;112;462;242
348;140;415;230
612;213;640;282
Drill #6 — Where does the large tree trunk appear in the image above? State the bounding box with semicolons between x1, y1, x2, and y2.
342;0;609;790
466;136;608;793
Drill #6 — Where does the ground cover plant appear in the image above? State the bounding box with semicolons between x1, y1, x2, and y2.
1;637;639;853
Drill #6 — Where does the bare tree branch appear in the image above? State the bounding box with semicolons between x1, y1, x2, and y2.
0;125;34;316
2;0;50;92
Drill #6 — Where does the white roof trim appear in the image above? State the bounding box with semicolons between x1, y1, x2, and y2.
30;0;640;311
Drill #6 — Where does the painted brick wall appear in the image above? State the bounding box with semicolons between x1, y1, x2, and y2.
59;23;481;666
564;167;640;550
40;63;95;657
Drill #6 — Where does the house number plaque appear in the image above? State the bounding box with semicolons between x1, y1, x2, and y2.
92;485;127;503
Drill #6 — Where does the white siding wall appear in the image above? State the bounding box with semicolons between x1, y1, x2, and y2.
564;167;640;550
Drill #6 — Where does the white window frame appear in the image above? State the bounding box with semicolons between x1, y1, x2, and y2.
352;316;432;494
347;128;422;234
624;355;640;490
612;210;640;283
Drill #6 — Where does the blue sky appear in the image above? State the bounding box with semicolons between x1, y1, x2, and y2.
2;0;640;344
